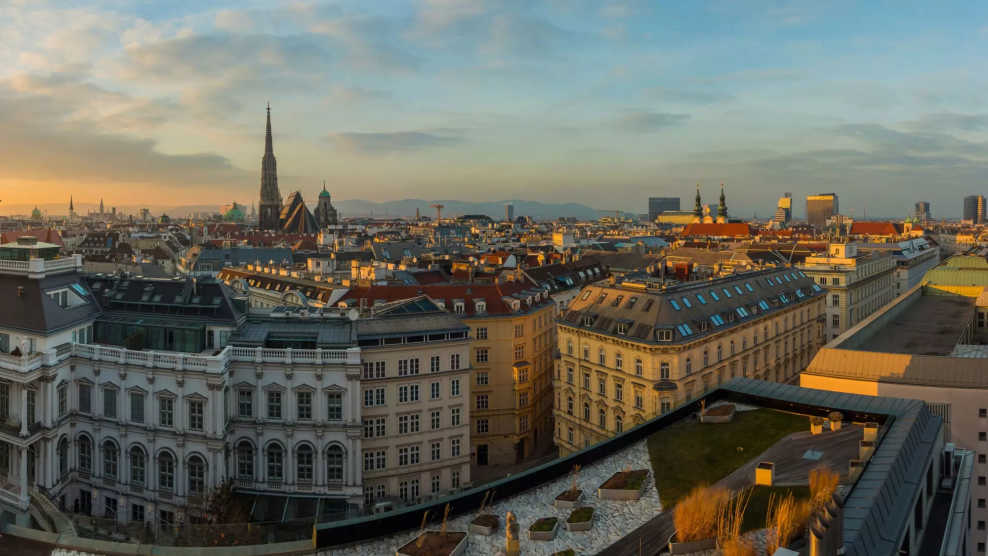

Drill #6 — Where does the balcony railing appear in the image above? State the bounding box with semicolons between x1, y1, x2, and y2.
0;342;361;373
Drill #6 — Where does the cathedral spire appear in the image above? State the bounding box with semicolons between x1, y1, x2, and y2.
264;102;273;156
718;183;728;218
693;184;703;218
69;195;74;212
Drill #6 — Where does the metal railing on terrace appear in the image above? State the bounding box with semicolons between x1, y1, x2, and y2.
0;254;83;276
0;343;361;373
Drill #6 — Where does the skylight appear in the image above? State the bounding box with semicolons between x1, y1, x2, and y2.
681;296;692;308
670;299;681;311
696;293;707;305
709;290;720;301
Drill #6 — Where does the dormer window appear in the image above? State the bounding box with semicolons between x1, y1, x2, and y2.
616;322;629;335
583;315;595;327
454;301;465;314
474;300;487;313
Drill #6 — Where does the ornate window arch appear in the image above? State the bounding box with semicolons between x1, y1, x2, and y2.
326;444;344;483
57;437;69;478
296;444;314;484
78;434;93;473
266;442;284;483
236;440;254;480
187;454;206;495
129;445;146;486
102;440;119;480
158;450;176;492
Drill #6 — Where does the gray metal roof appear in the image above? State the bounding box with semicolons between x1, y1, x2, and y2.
720;379;941;556
0;272;101;335
233;319;355;347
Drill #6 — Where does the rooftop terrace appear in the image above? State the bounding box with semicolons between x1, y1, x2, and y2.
859;294;974;355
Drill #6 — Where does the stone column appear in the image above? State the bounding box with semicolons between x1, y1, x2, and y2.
18;446;27;498
20;388;28;436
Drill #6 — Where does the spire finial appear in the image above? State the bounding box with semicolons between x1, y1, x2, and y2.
264;103;274;155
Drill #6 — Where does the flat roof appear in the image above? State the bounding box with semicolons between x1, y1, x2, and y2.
859;295;974;355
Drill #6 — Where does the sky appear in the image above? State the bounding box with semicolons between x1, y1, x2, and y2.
2;0;988;218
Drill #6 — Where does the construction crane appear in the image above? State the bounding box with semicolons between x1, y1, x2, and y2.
431;203;444;222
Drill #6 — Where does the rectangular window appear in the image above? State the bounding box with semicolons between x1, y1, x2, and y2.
476;372;489;386
432;474;440;493
476;327;487;340
515;324;524;338
188;400;204;432
476;348;489;363
514;344;525;360
57;385;67;418
431;410;441;429
451;407;461;426
238;390;252;417
451;438;461;457
450;378;461;397
399;414;410;434
615;383;623;402
103;388;117;419
450;353;461;370
431;441;441;461
598;378;606;395
79;383;91;414
159;397;173;427
431;355;441;373
477;418;489;434
297;390;312;420
316;390;337;420
375;417;386;437
430;381;440;400
476;394;489;410
267;391;282;419
519;393;528;408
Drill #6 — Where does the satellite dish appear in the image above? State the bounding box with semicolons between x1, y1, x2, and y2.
347;308;360;321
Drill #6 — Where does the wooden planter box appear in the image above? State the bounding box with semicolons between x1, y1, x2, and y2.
565;506;594;532
598;470;649;501
810;417;825;435
396;531;468;556
863;422;879;442
528;517;559;541
554;488;583;509
859;440;875;460
469;514;498;536
700;403;736;423
828;411;844;431
669;537;717;554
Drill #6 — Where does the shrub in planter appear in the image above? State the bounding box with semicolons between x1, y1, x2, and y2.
469;514;499;536
554;487;583;509
670;485;729;553
598;469;649;500
396;531;468;556
528;517;559;541
566;506;594;532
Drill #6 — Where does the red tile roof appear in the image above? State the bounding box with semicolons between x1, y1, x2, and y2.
337;282;549;316
849;221;898;236
682;223;753;237
1;228;64;247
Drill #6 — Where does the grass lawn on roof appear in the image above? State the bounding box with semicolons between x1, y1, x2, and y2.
646;409;806;506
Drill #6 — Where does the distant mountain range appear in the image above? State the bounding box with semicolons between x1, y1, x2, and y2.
2;199;607;221
335;199;604;220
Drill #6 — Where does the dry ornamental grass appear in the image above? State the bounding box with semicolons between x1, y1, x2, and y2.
673;485;730;542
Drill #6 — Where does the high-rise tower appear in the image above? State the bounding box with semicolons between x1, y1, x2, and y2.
259;103;282;230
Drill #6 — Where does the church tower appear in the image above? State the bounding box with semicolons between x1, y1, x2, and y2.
314;181;338;227
693;184;703;222
259;103;282;230
716;183;728;223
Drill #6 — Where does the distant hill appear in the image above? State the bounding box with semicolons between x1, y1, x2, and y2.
335;199;602;220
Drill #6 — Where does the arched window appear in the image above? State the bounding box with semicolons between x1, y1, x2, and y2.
267;444;284;483
566;397;573;416
583;403;590;421
57;438;68;477
158;452;175;492
103;441;118;480
615;415;624;433
237;442;253;480
297;445;313;484
188;455;205;495
326;445;344;482
598;409;606;429
79;436;92;473
130;446;145;486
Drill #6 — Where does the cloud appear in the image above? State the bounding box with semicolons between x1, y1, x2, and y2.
0;73;249;189
652;87;733;105
612;111;690;133
906;112;988;132
328;130;464;154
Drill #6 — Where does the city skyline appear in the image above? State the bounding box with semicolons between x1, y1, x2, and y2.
2;2;988;217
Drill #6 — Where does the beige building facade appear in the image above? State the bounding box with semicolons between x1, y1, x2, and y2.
555;269;827;456
798;243;895;340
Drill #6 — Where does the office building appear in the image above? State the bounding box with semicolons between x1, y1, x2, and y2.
648;197;680;221
807;193;839;230
914;201;931;223
505;204;514;222
963;195;985;224
772;193;793;226
555;269;827;456
798;243;896;340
